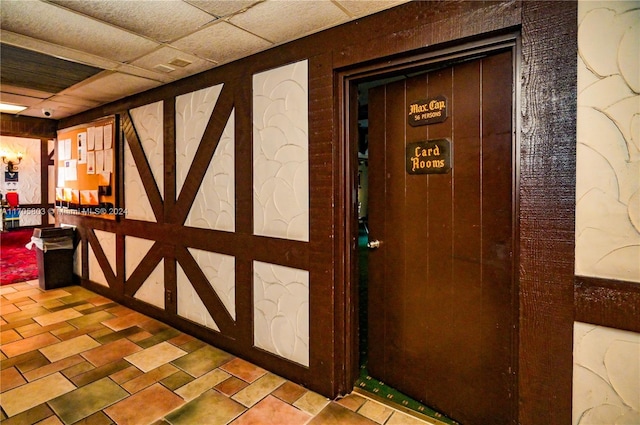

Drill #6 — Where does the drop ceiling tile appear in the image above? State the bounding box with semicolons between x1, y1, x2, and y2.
0;84;54;100
0;0;159;63
170;21;272;65
229;0;349;44
61;71;163;104
336;0;410;18
0;92;45;107
49;94;103;108
49;0;218;43
185;0;261;17
129;47;217;81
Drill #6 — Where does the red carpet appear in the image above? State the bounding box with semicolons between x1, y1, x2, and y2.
1;228;38;285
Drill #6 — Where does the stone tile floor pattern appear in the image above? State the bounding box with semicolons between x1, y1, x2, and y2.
1;281;437;425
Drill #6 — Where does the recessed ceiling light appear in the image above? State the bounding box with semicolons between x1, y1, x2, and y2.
0;103;28;113
168;57;192;68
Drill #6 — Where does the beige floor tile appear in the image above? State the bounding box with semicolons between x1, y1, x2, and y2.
0;303;20;315
102;311;148;331
336;394;367;412
165;388;246;425
23;354;86;382
220;357;267;383
1;367;26;392
34;308;84;327
39;335;101;362
294;390;331;416
104;383;184;425
1;332;60;357
3;288;42;300
386;411;437;425
175;368;231;401
124;341;187;372
172;345;234;378
48;377;129;424
357;400;394;424
122;363;179;394
1;329;22;344
231;395;311;425
1;372;76;416
29;289;73;302
232;373;286;407
0;286;17;295
82;338;142;367
307;402;378;425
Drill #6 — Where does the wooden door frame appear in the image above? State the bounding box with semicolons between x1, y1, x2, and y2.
336;32;522;420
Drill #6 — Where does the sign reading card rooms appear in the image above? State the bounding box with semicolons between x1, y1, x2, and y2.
406;139;451;174
408;96;447;126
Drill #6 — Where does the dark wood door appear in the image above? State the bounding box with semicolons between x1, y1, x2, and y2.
367;50;515;424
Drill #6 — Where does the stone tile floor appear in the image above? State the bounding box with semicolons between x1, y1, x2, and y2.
1;281;438;425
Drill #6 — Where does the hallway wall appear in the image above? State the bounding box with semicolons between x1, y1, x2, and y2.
573;1;640;423
48;1;585;423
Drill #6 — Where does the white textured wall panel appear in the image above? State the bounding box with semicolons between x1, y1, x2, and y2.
573;322;640;425
125;236;154;279
129;101;164;199
175;84;223;196
88;230;116;288
188;248;236;320
576;1;640;283
177;263;220;331
253;60;309;242
253;261;309;367
133;260;165;309
124;135;156;222
185;110;235;231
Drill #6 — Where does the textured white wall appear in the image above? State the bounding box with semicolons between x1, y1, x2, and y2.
253;261;309;367
573;323;640;425
176;84;223;196
88;229;116;287
126;236;165;309
125;101;164;222
574;2;640;424
576;1;640;283
253;60;309;242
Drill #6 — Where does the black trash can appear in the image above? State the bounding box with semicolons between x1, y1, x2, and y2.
30;227;75;290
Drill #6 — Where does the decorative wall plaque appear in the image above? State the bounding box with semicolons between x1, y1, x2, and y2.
408;95;448;126
406;139;451;174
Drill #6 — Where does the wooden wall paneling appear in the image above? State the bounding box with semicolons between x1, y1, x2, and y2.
163;97;176;220
172;83;235;225
123;241;164;297
308;53;339;396
174;246;236;334
575;277;640;334
0;113;57;139
232;72;255;356
121;113;164;223
519;1;577;424
40;138;52;226
86;228;118;291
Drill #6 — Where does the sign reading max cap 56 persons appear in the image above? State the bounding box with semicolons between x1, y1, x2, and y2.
408;95;447;126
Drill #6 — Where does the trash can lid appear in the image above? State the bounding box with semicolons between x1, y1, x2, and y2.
33;227;75;238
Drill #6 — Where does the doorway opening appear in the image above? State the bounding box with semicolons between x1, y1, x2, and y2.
353;76;459;425
342;33;519;425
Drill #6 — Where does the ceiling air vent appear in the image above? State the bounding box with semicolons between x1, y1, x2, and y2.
168;57;192;68
153;64;175;73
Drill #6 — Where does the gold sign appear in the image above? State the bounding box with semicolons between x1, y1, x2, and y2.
406;139;451;174
408;96;447;126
